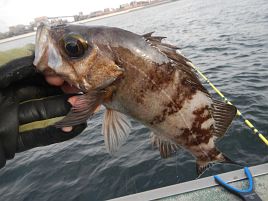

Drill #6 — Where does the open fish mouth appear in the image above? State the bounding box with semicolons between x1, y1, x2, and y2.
44;70;120;94
44;72;83;94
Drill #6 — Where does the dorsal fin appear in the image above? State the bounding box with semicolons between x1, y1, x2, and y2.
142;32;184;62
142;32;154;38
212;99;237;137
143;32;209;96
145;36;167;43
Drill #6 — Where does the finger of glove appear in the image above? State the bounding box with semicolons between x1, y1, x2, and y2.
0;143;7;169
19;94;71;125
15;85;62;103
0;55;36;88
17;123;87;152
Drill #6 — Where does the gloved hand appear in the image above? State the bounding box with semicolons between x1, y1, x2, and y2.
0;54;86;168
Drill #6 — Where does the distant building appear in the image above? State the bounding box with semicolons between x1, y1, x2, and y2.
9;24;27;36
90;10;103;17
137;0;150;6
104;8;111;13
120;3;130;10
130;1;138;7
34;16;49;26
0;0;168;40
74;12;90;21
50;19;68;26
0;32;8;40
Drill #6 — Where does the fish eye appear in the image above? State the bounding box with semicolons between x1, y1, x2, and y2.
62;35;88;58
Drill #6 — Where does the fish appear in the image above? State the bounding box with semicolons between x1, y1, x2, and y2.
33;24;237;173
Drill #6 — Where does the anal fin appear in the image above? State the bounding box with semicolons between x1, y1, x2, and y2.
102;109;132;153
150;133;179;158
212;99;237;137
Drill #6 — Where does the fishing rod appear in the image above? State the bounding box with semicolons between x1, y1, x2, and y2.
187;62;268;146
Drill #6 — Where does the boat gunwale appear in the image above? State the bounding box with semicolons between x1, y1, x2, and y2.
108;163;268;201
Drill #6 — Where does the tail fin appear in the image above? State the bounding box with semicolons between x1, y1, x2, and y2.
196;153;240;176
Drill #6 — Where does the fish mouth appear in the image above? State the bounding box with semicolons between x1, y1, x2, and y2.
44;72;82;94
44;71;120;94
46;75;119;94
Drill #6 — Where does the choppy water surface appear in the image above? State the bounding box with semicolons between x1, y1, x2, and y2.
0;0;268;200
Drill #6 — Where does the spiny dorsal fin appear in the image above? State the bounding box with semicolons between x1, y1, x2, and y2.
142;32;154;38
150;133;179;158
143;32;209;96
102;109;132;153
147;40;180;51
146;36;167;43
212;99;237;137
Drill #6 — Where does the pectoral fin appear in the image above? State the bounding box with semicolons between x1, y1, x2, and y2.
102;109;132;153
55;91;104;128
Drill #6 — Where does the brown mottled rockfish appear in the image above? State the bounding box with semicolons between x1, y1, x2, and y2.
33;24;237;173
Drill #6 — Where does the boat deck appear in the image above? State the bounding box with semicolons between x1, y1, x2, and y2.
110;163;268;201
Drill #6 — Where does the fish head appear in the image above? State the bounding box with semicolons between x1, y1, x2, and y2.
33;24;124;92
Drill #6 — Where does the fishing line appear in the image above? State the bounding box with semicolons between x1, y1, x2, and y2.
187;61;268;146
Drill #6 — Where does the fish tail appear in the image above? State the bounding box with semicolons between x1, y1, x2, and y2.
196;152;240;176
221;154;241;167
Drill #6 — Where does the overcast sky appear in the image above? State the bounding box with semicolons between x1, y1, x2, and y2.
0;0;133;32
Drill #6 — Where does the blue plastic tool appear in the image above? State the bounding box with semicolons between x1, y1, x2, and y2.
214;167;263;201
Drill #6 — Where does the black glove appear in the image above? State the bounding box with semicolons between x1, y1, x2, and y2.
0;54;86;168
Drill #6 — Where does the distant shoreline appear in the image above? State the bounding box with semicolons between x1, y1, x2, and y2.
0;0;172;45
